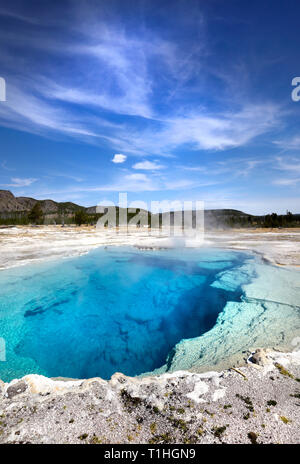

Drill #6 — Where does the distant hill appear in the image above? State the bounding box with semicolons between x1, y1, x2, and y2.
0;190;248;219
0;190;85;215
0;190;298;228
0;190;25;212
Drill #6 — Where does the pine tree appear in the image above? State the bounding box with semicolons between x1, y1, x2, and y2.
28;202;43;224
74;210;87;226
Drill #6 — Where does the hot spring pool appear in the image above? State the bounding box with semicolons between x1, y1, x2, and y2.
0;247;299;382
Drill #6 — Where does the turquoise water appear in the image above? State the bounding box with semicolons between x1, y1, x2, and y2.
0;247;254;382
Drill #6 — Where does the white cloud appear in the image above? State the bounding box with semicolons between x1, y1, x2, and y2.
1;177;37;187
132;160;165;171
112;154;127;164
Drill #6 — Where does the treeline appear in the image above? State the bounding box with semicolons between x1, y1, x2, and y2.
225;211;300;228
0;207;98;226
71;208;151;226
0;203;299;228
0;203;151;227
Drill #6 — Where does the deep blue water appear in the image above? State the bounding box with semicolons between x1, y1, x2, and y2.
0;247;253;382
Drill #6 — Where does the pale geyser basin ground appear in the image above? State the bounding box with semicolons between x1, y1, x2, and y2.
0;226;300;270
0;244;299;383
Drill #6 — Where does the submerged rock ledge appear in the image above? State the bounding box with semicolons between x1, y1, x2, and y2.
0;349;299;444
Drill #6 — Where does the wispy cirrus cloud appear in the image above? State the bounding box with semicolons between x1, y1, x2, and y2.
23;171;205;196
272;155;300;186
274;156;300;173
132;160;165;171
83;102;281;158
1;177;37;187
1;160;15;171
272;177;300;186
0;5;283;159
45;172;85;183
157;104;279;151
273;136;300;151
85;172;198;192
179;157;263;177
0;7;39;24
0;81;281;160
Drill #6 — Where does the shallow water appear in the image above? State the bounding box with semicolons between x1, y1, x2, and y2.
0;247;255;382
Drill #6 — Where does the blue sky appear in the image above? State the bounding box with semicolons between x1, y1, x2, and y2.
0;0;299;214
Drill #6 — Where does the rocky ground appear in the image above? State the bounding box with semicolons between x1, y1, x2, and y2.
0;226;299;270
206;228;300;269
0;349;299;444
